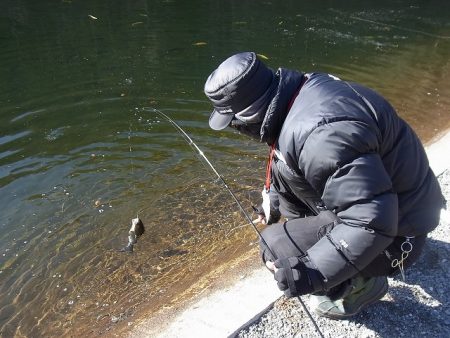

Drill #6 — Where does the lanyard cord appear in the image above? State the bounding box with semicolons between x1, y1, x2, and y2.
264;75;305;192
264;144;276;192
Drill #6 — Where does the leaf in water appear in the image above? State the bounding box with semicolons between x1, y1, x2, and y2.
257;54;269;60
192;42;208;46
131;22;144;26
88;14;98;20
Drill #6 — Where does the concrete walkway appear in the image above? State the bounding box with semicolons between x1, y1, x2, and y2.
131;130;450;338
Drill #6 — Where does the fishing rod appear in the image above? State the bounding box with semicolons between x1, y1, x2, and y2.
152;109;269;249
150;108;325;338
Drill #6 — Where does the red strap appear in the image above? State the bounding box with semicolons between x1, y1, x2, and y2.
265;144;276;191
264;77;306;192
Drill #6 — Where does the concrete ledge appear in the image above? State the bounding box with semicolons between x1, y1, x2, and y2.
153;268;281;338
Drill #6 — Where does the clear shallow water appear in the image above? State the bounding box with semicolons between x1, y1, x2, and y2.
1;1;450;336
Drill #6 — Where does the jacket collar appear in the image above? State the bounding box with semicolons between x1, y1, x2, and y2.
260;68;304;145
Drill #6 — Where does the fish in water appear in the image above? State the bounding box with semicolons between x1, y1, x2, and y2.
120;217;145;253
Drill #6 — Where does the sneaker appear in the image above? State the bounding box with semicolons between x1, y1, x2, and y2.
310;276;388;319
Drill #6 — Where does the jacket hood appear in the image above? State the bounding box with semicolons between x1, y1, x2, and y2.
261;68;304;145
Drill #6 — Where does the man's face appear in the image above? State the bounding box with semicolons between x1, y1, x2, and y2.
230;118;262;141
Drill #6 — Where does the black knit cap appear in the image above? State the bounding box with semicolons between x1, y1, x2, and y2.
204;52;276;130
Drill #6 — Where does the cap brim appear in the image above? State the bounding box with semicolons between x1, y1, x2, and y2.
209;110;234;130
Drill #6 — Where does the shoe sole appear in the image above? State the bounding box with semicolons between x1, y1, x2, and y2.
315;277;388;320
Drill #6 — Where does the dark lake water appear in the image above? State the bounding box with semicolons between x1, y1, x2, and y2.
1;0;450;336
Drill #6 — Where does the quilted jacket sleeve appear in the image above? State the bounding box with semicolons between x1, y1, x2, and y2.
299;120;398;288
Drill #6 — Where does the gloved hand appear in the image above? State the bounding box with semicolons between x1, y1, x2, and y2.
267;256;323;297
252;203;281;225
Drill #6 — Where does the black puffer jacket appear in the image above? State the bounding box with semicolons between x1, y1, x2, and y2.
261;69;444;288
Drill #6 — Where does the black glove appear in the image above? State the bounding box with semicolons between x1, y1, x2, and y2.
273;256;323;298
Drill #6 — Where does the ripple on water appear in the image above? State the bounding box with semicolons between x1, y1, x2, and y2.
0;149;21;161
0;131;32;146
10;109;46;123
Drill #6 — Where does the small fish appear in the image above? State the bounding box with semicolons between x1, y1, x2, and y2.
120;218;145;253
192;42;207;46
257;53;269;60
88;14;98;20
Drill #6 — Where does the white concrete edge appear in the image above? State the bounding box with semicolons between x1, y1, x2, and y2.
425;131;450;176
153;268;282;338
136;130;450;338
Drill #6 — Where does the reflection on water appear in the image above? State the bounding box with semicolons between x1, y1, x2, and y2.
0;0;450;336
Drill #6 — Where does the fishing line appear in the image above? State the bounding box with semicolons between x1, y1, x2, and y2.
128;119;140;219
148;108;325;338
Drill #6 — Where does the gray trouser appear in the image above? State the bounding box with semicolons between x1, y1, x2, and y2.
259;211;426;278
